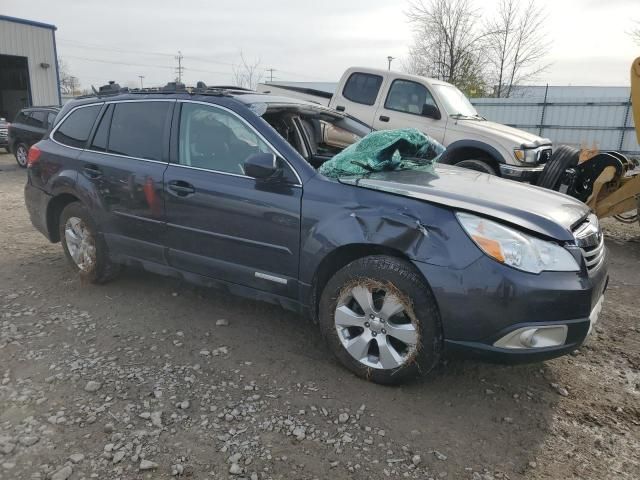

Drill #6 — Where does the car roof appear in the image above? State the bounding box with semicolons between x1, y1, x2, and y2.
21;106;60;113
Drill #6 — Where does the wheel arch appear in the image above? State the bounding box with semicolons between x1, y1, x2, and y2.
46;193;81;242
441;140;506;170
309;243;421;322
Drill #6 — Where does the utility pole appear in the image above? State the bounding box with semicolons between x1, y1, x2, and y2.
265;68;276;83
387;56;395;71
138;75;145;89
175;51;184;83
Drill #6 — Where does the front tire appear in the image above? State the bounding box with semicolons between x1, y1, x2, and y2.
454;158;497;175
58;202;120;284
14;143;28;168
318;255;442;385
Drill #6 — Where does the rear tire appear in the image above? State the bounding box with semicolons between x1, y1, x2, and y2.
454;158;497;175
536;145;579;190
58;202;120;284
14;143;28;168
318;255;442;385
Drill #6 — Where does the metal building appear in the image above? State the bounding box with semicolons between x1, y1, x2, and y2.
0;15;61;121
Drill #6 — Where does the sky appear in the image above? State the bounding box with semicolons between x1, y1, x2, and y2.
3;0;639;90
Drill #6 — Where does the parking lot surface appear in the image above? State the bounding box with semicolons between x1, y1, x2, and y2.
0;152;638;479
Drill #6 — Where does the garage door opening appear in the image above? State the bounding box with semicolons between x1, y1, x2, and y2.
0;54;31;121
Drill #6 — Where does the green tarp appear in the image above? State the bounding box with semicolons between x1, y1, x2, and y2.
319;128;444;179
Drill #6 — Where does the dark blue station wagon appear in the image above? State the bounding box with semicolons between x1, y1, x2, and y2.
24;86;608;384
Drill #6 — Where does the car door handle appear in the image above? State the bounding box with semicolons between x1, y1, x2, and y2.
336;105;345;112
83;165;102;178
379;115;390;122
168;180;196;197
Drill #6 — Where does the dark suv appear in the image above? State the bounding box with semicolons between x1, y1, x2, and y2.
23;85;608;384
0;117;9;152
8;106;59;167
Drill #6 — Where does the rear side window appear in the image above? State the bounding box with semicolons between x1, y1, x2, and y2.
47;112;57;128
53;105;102;148
26;111;46;128
14;111;28;123
90;105;113;152
108;102;171;161
342;73;383;106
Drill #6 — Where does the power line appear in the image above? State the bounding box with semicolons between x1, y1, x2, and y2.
63;54;229;76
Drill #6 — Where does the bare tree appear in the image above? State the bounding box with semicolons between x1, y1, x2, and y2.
232;51;263;90
484;0;550;97
631;21;640;46
58;58;80;96
405;0;487;95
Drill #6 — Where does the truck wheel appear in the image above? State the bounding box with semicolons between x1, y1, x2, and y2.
14;143;28;168
59;202;120;284
536;145;579;190
454;159;497;175
318;255;442;385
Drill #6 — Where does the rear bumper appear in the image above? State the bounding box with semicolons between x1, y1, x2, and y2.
499;164;544;182
415;253;609;363
24;181;53;241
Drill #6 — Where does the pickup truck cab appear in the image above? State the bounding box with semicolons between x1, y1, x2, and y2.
258;67;552;182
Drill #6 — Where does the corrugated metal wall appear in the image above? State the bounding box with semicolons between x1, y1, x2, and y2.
0;18;59;106
472;95;638;155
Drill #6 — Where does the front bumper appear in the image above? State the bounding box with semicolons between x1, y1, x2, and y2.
499;163;544;183
416;253;609;363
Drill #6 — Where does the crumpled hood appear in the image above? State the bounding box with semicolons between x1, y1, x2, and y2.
340;165;590;241
453;119;551;147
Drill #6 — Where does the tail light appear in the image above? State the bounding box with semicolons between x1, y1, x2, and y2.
27;145;41;167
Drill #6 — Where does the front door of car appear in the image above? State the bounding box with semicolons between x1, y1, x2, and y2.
78;100;174;262
372;79;447;144
163;101;302;297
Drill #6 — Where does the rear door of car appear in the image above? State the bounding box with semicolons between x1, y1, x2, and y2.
78;99;174;263
372;79;447;143
331;71;387;126
163;100;302;298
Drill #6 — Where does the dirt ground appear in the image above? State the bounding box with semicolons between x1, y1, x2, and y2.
0;151;638;480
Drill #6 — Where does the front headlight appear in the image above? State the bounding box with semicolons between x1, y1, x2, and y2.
513;148;538;163
456;212;580;273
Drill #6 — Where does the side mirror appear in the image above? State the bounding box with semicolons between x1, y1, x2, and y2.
244;152;278;179
422;104;441;120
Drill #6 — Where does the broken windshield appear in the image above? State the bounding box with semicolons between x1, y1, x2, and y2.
318;128;444;179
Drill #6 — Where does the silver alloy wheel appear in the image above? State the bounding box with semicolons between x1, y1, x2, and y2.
16;145;27;166
64;217;96;272
334;284;418;370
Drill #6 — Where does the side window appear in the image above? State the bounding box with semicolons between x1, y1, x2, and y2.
108;102;171;161
29;111;47;128
342;73;383;106
89;105;113;152
14;111;28;124
384;80;437;115
178;103;271;175
53;105;102;148
46;112;57;128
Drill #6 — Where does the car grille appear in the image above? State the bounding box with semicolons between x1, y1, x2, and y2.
0;129;7;140
538;148;552;164
573;214;605;272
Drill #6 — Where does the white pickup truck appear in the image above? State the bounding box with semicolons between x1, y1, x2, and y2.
258;67;552;182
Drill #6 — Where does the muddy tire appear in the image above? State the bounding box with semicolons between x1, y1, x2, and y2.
454;159;497;175
536;145;579;190
58;202;120;284
14;143;28;168
318;255;442;385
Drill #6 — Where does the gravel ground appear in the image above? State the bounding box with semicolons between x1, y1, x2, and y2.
0;151;638;480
